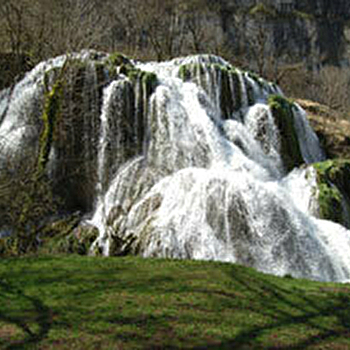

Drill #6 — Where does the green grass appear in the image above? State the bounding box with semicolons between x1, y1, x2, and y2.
0;255;350;349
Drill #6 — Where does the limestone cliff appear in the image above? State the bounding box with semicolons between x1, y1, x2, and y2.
215;0;350;66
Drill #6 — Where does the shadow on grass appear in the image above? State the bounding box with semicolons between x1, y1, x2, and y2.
191;267;350;349
0;278;52;349
1;257;350;349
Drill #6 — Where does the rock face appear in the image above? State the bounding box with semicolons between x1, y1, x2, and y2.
2;51;350;282
0;51;157;214
296;0;350;64
217;0;350;66
268;95;303;172
312;160;350;227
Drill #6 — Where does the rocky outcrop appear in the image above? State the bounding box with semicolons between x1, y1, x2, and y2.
312;160;350;227
268;95;303;171
297;99;350;160
46;54;157;213
218;0;350;66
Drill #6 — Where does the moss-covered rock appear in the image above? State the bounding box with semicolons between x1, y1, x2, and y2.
247;71;264;89
52;60;107;213
0;236;17;257
249;3;277;18
108;52;131;67
38;214;79;251
0;236;39;257
119;64;158;94
178;64;192;81
48;56;158;212
245;78;255;107
313;159;350;226
37;77;63;176
178;63;242;119
41;216;98;255
68;224;99;255
268;95;303;172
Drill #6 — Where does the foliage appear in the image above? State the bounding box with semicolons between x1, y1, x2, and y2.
0;63;69;256
268;95;304;172
37;77;63;176
107;52;131;67
313;159;350;225
0;158;59;256
313;159;350;197
41;222;98;255
0;256;350;349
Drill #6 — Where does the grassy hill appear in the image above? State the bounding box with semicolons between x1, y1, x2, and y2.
0;255;350;349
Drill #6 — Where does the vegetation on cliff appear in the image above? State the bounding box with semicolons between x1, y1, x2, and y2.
268;95;304;172
312;159;350;226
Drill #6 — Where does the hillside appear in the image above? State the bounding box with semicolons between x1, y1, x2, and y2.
297;99;350;159
0;255;350;349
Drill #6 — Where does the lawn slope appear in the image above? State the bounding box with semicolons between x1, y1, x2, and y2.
0;256;349;349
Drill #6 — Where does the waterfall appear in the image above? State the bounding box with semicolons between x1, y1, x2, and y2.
1;51;350;282
292;103;326;163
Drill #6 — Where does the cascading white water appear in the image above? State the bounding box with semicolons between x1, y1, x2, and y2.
242;104;283;175
292;103;326;163
96;78;132;194
88;55;350;282
0;51;108;159
1;51;350;282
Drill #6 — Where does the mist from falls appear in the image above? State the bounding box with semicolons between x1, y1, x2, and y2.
1;51;350;282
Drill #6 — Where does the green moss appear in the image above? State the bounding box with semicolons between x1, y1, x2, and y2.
247;71;264;88
37;79;63;176
41;218;98;255
142;71;158;96
317;183;343;223
104;53;132;79
179;65;191;81
108;52;131;67
231;69;242;112
119;63;137;80
249;3;277;17
0;236;17;257
13;72;64;254
313;159;350;225
178;63;242;117
210;63;238;118
178;63;206;82
118;64;158;95
268;95;303;172
292;10;314;20
313;159;350;192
